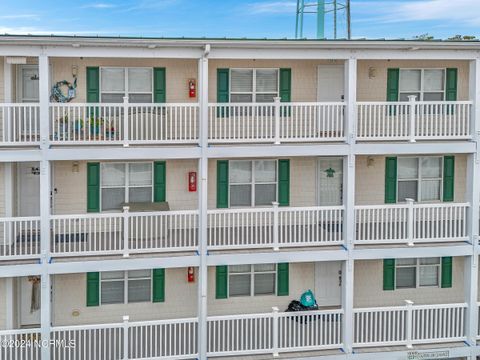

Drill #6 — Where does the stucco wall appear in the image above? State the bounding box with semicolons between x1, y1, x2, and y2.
354;258;465;307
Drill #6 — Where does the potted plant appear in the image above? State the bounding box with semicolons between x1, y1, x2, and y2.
88;117;104;136
57;115;69;139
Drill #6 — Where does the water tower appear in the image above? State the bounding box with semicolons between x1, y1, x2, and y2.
295;0;351;39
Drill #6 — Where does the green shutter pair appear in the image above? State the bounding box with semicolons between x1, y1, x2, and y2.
384;156;454;204
216;160;290;208
87;161;166;212
87;67;166;103
215;263;289;299
216;68;291;103
386;68;457;102
383;257;453;290
86;269;165;306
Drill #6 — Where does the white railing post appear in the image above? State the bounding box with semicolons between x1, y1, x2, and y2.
405;300;414;348
122;315;129;360
272;307;279;357
273;97;281;144
406;198;415;246
408;95;417;143
272;202;280;251
123;96;129;147
123;206;130;257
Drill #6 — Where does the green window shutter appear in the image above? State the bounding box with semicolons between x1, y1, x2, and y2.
217;69;229;103
87;162;100;213
385;157;397;204
216;265;228;299
441;257;453;288
279;68;291;102
383;259;395;291
443;156;454;202
86;67;99;103
277;263;289;296
445;68;458;101
386;68;399;102
153;68;166;103
86;272;100;306
217;160;229;208
153;161;166;202
152;268;165;302
278;159;290;207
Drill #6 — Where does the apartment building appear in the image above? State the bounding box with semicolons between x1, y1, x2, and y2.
0;36;479;360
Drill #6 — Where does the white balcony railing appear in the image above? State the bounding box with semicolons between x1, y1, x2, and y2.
0;216;41;259
353;302;467;348
357;99;472;141
207;308;343;357
0;103;40;145
50;208;199;257
0;328;42;360
207;204;344;250
355;201;469;245
208;100;346;144
49;101;199;145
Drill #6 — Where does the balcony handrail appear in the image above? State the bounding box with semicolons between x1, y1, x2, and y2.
356;100;473;105
50;102;200;107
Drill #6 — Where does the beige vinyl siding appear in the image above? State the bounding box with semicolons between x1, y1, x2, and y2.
355;155;467;205
207;262;314;316
52;269;197;326
354;258;464;307
357;60;470;102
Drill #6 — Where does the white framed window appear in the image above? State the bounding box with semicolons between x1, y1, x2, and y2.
100;67;153;103
229;160;277;207
399;69;445;101
100;270;152;304
395;258;441;289
100;162;153;211
230;68;279;103
397;157;442;202
229;264;276;297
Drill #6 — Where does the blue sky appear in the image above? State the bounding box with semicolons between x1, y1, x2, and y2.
0;0;479;40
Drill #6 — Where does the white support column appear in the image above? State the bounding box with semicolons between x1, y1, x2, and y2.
197;48;209;360
4;162;14;329
38;54;50;149
3;57;12;102
464;254;478;346
341;258;354;353
344;57;357;145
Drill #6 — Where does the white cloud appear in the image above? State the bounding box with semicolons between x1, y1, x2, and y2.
81;3;116;9
247;1;296;14
0;14;40;20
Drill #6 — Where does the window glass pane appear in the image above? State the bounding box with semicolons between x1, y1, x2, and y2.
256;69;278;93
424;70;444;91
398;158;418;179
420;180;441;201
399;92;420;102
229;274;251;296
254;161;276;182
102;188;125;210
256;94;276;103
128;68;152;93
230;264;251;273
101;93;125;103
398;181;418;202
230;94;253;103
129;187;152;203
231;185;252;207
419;257;440;265
101;271;124;280
101;281;124;304
101;68;125;92
231;69;253;92
396;267;416;289
129;94;153;103
419;266;439;287
102;164;126;186
128;269;151;278
421;158;441;178
400;70;421;92
255;184;276;206
128;279;151;302
254;273;275;295
423;92;444;101
129;163;152;186
230;161;252;183
254;263;275;272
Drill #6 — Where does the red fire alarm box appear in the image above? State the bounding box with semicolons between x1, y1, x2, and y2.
188;79;196;98
188;171;197;192
187;267;195;283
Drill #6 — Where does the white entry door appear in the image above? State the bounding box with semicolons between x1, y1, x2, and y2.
19;277;41;327
317;65;344;102
18;66;40;103
17;162;40;216
314;261;342;307
317;157;343;206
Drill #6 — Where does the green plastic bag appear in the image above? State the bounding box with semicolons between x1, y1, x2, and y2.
300;289;316;307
